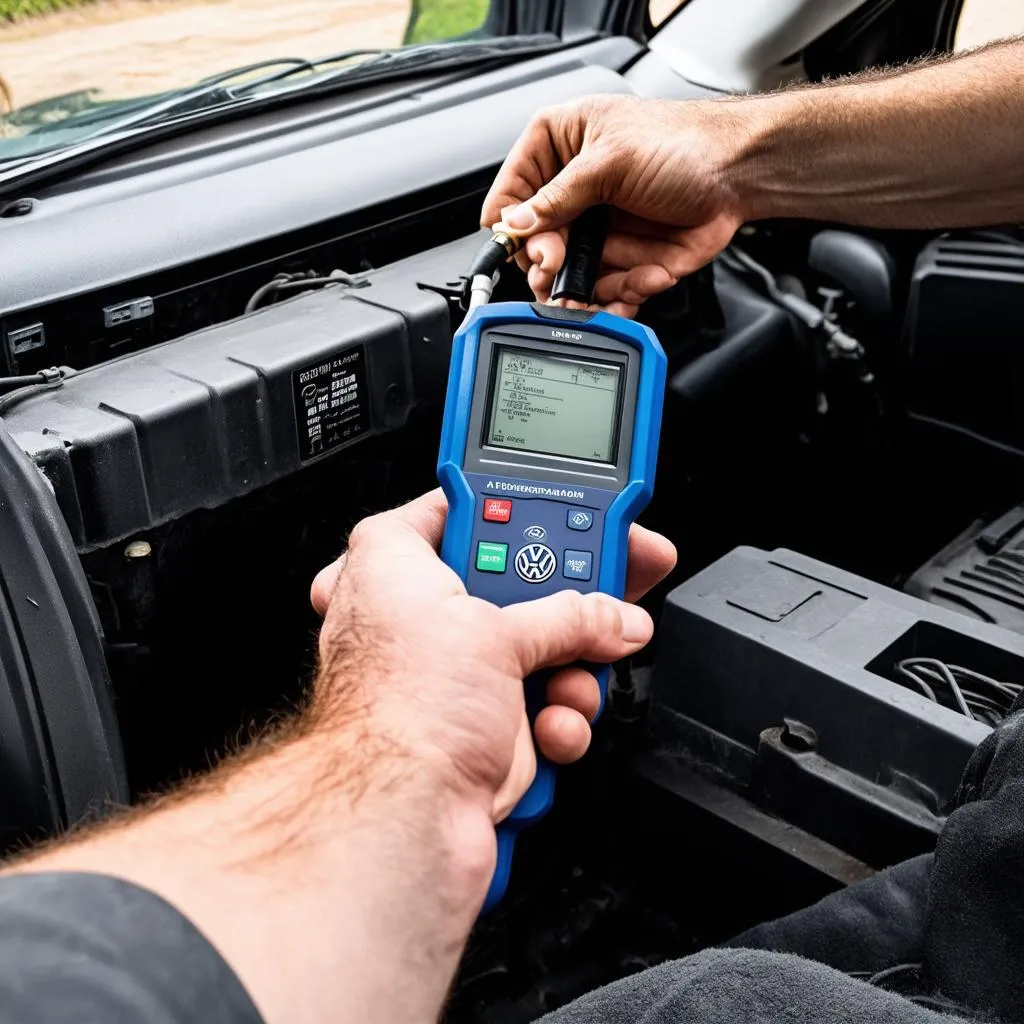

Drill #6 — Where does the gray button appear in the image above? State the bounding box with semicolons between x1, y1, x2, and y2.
567;508;594;531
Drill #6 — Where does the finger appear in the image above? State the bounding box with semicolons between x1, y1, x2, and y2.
601;233;699;279
480;112;565;228
318;489;456;614
601;226;733;281
379;488;449;548
492;711;537;823
603;300;641;319
546;666;602;722
499;154;605;235
624;524;677;603
502;590;654;675
344;488;449;560
311;554;347;617
524;230;566;274
593;265;676;308
534;704;591;765
527;263;553;303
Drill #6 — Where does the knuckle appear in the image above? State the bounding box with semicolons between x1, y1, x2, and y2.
556;588;590;636
664;249;691;281
346;514;384;550
586;592;622;641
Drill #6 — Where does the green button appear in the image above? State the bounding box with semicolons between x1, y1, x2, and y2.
476;541;508;573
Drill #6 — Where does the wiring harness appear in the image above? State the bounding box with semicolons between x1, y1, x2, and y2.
0;366;70;416
895;657;1022;726
244;268;370;315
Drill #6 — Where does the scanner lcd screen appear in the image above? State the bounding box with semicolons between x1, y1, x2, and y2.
486;346;622;464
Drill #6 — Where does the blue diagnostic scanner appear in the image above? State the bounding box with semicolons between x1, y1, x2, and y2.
436;211;667;911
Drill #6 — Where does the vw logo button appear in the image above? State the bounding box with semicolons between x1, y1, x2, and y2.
514;542;557;584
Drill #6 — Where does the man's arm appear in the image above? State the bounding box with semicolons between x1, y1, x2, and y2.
481;38;1024;315
0;491;675;1024
729;38;1024;229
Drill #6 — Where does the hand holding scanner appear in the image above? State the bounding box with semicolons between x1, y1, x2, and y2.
436;209;667;911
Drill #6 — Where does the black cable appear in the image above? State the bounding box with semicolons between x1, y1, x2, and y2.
0;368;70;415
244;269;369;315
895;664;938;703
550;204;611;304
895;656;1020;724
0;369;62;393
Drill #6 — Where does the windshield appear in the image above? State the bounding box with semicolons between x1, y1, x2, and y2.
0;0;492;160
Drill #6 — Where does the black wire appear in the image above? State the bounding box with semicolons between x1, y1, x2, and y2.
0;375;68;415
244;269;368;314
895;665;938;702
0;372;58;393
895;656;1020;725
466;236;516;281
900;659;973;719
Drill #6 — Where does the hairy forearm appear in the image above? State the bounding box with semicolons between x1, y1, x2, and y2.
720;38;1024;228
1;709;493;1024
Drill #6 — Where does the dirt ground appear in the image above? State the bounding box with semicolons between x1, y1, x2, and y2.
1;0;1022;111
0;0;412;108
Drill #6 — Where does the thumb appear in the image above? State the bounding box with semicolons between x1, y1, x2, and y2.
501;590;653;675
501;155;603;236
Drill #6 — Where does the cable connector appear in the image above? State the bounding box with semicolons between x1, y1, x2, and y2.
459;231;526;311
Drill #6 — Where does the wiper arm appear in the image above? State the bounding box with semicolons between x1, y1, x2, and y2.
228;35;564;100
71;57;333;142
62;36;560;142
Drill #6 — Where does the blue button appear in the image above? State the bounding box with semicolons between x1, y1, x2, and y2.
566;508;594;531
563;550;593;581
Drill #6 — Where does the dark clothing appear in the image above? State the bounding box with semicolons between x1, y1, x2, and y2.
543;702;1024;1024
0;871;260;1023
4;703;1024;1023
538;948;958;1024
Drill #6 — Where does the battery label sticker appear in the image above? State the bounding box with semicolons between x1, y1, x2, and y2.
292;346;370;461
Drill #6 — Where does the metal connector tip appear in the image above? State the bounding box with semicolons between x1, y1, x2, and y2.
491;231;523;258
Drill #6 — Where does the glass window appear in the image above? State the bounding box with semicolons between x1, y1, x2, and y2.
0;0;494;158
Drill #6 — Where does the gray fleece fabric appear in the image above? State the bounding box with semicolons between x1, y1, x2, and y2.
540;694;1024;1024
538;948;967;1024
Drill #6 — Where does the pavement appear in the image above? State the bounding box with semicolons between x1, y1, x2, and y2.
0;0;1021;112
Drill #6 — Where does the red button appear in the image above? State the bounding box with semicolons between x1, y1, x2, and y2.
483;498;512;523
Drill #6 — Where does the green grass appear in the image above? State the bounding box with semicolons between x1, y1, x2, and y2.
403;0;490;45
0;0;97;20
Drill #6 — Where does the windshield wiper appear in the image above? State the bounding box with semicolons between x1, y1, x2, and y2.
0;34;566;199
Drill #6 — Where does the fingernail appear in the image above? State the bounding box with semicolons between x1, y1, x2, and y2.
503;204;537;231
620;603;651;644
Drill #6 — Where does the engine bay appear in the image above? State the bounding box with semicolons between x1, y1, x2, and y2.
2;33;1024;1018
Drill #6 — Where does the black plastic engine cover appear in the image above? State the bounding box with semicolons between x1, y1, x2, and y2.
903;233;1024;454
2;248;457;553
648;546;1009;867
906;499;1024;633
